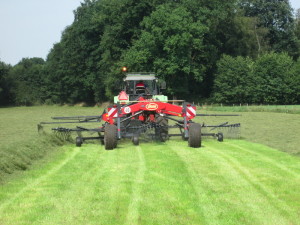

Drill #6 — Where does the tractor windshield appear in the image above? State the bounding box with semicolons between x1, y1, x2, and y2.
124;73;158;96
126;80;157;95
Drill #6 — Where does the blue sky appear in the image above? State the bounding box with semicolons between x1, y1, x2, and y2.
0;0;300;65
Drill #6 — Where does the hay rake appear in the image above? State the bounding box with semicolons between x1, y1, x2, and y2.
38;72;240;150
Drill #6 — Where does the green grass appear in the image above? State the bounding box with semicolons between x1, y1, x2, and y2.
0;140;300;224
1;105;300;224
0;106;104;182
194;109;300;156
203;105;300;114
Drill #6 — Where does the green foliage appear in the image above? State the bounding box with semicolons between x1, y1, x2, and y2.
122;4;208;97
252;52;295;104
9;58;45;105
214;52;298;104
0;61;12;105
214;55;254;104
3;0;300;104
240;0;299;57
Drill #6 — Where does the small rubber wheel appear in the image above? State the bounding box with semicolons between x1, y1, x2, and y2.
182;133;188;141
217;132;224;142
132;136;139;145
76;137;83;147
188;123;202;148
155;117;169;142
104;124;117;150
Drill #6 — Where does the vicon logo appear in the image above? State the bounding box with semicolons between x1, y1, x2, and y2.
146;103;158;110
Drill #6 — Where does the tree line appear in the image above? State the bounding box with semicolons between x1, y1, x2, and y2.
1;0;300;106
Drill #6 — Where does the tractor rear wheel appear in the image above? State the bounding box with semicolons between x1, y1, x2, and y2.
104;124;117;150
188;123;201;148
155;116;169;142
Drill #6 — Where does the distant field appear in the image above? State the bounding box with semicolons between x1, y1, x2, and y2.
0;140;299;224
195;109;300;156
203;104;300;114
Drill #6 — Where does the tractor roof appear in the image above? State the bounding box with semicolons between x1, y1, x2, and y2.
125;72;156;81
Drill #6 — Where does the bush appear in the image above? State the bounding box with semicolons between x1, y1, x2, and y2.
213;53;298;104
213;55;253;104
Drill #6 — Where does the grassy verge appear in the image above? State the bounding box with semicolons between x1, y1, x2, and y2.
0;140;299;224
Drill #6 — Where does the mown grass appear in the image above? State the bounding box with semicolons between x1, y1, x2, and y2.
0;106;103;183
0;140;299;224
194;109;300;156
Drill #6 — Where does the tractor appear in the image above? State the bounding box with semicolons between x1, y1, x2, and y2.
39;72;240;150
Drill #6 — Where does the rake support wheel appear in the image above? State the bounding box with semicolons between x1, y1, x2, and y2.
217;132;223;142
155;116;169;142
104;124;117;150
76;137;83;147
132;136;139;145
188;123;202;148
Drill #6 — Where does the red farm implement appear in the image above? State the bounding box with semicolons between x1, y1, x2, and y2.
38;72;240;150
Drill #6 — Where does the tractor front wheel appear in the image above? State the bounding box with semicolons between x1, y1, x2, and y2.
188;123;202;148
104;124;117;150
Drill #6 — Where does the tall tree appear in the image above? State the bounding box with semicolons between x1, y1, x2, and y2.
9;58;45;105
240;0;299;57
0;61;12;105
122;4;208;98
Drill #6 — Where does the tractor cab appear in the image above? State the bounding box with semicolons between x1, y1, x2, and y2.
114;72;168;103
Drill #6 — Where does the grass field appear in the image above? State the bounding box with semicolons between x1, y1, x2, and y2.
0;140;300;224
196;110;300;156
0;106;300;224
0;106;104;182
204;105;300;114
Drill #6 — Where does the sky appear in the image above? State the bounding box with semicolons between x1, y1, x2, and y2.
0;0;300;66
0;0;82;65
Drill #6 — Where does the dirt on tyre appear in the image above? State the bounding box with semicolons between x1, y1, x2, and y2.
104;124;117;150
188;123;202;148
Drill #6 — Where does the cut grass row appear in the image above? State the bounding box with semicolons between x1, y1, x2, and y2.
0;140;299;224
0;106;104;183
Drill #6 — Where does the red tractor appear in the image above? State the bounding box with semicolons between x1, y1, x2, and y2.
39;72;240;150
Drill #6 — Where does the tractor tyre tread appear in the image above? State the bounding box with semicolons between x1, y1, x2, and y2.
104;124;117;150
188;123;202;148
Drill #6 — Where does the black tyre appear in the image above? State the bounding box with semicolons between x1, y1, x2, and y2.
155;116;169;142
104;124;117;150
76;137;83;147
132;136;139;145
188;123;202;148
217;132;224;142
